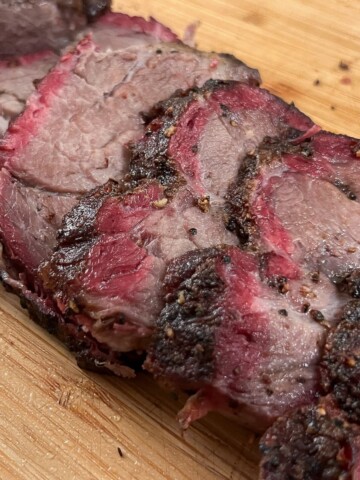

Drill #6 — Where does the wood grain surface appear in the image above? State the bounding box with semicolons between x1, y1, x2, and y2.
1;1;360;479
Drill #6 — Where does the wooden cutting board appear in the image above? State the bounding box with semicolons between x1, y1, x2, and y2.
1;1;360;479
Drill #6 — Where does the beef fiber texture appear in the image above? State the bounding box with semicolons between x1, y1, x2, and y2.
0;27;260;373
0;10;180;136
38;80;313;373
0;51;58;136
146;127;360;431
3;7;360;477
0;33;256;279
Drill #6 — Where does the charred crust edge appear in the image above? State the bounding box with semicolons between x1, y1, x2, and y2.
146;247;227;386
260;405;359;480
128;80;248;191
321;300;360;423
15;285;142;374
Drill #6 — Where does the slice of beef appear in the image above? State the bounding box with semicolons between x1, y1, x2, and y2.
87;11;179;50
0;0;89;57
40;180;238;353
0;44;260;196
145;129;360;429
0;11;178;137
38;80;314;365
145;245;325;431
259;402;360;480
260;301;360;479
226;131;360;328
0;51;58;136
129;80;313;202
0;42;261;280
0;40;260;372
0;11;178;272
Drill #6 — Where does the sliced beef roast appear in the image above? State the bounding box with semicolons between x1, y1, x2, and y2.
0;51;58;136
38;80;313;364
145;127;360;429
260;300;360;479
0;0;110;57
1;45;259;196
0;39;260;371
226;132;360;327
146;245;324;431
0;43;260;280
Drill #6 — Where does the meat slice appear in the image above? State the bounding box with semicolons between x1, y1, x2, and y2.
39;180;238;353
88;11;179;50
0;43;260;280
0;11;179;273
145;128;360;428
38;80;314;365
145;245;324;431
0;37;261;372
0;51;58;136
0;0;111;58
129;80;313;203
0;45;260;196
0;11;178;137
260;300;360;479
226;132;360;327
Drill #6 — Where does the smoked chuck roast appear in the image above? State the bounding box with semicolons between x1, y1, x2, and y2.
3;5;360;477
0;10;180;136
260;301;360;479
37;80;313;373
146;128;360;475
0;25;260;372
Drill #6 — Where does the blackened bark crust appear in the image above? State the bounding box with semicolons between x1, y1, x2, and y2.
147;248;227;385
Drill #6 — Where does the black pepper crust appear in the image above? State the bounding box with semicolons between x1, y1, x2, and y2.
57;179;123;246
128;79;247;192
6;282;142;375
39;180;124;296
145;247;227;385
338;270;360;298
321;300;360;423
225;135;358;249
259;405;359;480
225;137;308;249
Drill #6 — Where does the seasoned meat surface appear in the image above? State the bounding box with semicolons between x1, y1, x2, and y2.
39;80;312;360
0;26;261;372
260;402;360;480
146;245;324;431
0;45;260;278
0;51;58;136
226;132;360;328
